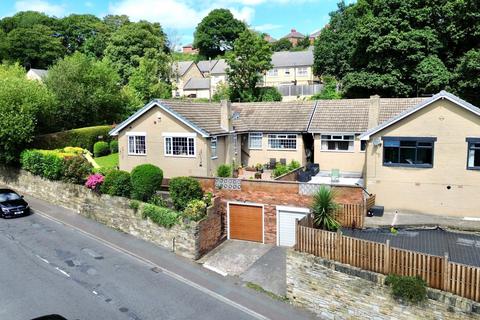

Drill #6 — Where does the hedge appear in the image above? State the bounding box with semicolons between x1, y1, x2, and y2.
109;140;118;153
94;141;110;157
142;204;179;228
169;177;203;211
130;164;163;201
33;125;112;152
101;170;132;197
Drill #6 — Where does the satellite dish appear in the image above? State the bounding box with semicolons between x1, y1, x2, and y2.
373;138;382;146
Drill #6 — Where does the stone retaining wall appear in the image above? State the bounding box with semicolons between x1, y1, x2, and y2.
0;167;222;260
287;249;480;319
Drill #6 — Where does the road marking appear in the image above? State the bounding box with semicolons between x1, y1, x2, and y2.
34;209;269;320
92;290;98;295
36;255;50;264
55;266;71;278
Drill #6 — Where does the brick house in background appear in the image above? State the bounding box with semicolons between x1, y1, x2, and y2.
281;28;305;46
182;43;198;54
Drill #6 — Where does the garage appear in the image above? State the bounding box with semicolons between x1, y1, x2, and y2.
228;203;263;243
276;206;309;246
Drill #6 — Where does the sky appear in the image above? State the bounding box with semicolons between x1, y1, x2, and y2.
0;0;351;46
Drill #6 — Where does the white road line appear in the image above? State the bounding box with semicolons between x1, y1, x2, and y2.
36;255;50;264
34;209;269;320
92;290;98;295
55;267;71;278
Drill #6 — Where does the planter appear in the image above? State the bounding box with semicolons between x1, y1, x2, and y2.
254;172;262;179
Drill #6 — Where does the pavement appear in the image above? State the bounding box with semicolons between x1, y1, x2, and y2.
365;211;480;232
200;240;287;297
0;192;316;320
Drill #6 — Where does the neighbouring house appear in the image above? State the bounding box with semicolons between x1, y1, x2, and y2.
182;78;211;99
171;61;203;98
282;28;305;46
309;30;321;44
182;43;198;54
263;34;277;43
110;91;480;217
26;68;48;81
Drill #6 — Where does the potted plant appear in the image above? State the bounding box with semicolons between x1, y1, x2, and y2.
237;165;244;176
255;163;264;173
311;186;341;231
254;171;262;179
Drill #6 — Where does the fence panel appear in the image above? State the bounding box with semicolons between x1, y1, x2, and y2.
335;203;365;229
340;236;385;274
447;262;480;301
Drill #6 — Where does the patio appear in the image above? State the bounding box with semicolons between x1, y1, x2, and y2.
309;170;364;187
239;169;274;180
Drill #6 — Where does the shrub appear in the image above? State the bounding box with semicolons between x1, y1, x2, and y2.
311;186;340;231
169;177;203;211
385;275;427;304
258;87;282;102
62;156;92;184
130;164;163;201
40;154;64;180
217;164;232;177
272;163;289;178
129;200;140;211
21;150;45;176
142;204;179;228
94;141;110;158
288;160;301;170
203;192;213;207
109;140;119;153
149;194;168;207
20;150;64;180
183;199;207;221
85;173;104;191
33;125;112;152
100;170;132;197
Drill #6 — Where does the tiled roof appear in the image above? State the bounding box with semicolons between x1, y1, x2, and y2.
183;77;210;90
309;99;371;133
271;50;313;68
378;97;427;124
283;29;305;39
160;100;227;135
211;59;228;74
171;61;194;77
232;101;315;132
197;60;218;73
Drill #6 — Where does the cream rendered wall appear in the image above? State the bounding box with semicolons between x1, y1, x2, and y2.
313;134;366;173
182;89;210;99
241;133;306;167
172;65;204;97
365;100;480;217
264;66;316;86
118;107;209;178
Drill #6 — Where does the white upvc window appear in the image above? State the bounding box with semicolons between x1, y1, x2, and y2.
321;134;355;151
268;134;297;150
211;137;217;159
297;67;308;76
267;68;278;76
163;133;196;157
249;132;263;149
284;68;290;75
127;132;146;155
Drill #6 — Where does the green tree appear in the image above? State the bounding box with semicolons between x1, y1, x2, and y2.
59;14;109;55
0;64;55;163
296;36;311;50
45;52;127;130
311;76;341;100
0;11;57;33
271;38;292;52
0;30;7;61
454;49;480;106
6;24;65;68
193;9;246;58
413;56;451;95
226;30;273;102
103;14;130;32
104;21;167;83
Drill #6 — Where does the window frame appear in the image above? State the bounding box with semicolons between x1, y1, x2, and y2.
126;132;147;156
466;138;480;170
163;133;196;158
382;136;436;168
284;68;290;75
297;67;308;76
320;134;355;152
267;68;278;77
248;132;263;150
267;133;297;150
210;137;217;159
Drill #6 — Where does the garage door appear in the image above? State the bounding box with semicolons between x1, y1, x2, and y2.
228;204;263;242
277;206;309;247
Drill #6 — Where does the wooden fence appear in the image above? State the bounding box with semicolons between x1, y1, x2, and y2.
335;203;365;229
295;217;480;302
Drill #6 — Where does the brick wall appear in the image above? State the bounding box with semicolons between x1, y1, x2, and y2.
196;197;225;257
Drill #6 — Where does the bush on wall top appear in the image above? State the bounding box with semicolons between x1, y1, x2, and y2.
101;170;132;197
33;125;112;152
385;274;427;304
93;141;110;157
142;204;179;228
130;164;163;201
169;177;203;211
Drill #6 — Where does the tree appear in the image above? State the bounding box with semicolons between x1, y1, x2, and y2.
0;11;57;33
454;49;480;106
0;30;7;61
0;64;55;163
193;9;246;58
104;21;167;83
6;24;64;68
413;56;451;96
103;15;130;32
271;38;292;52
59;14;108;55
226;30;273;102
311;76;341;100
45;52;127;130
296;36;311;50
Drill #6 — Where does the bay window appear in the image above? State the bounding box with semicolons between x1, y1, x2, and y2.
268;134;297;150
383;137;436;168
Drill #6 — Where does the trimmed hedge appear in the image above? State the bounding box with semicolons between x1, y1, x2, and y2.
109;140;118;153
130;164;163;201
33;125;112;152
101;170;132;197
169;177;203;211
94;141;109;157
142;204;179;228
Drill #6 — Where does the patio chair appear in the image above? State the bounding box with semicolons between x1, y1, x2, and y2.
280;158;287;166
298;170;312;182
306;163;319;176
331;169;340;183
269;158;277;169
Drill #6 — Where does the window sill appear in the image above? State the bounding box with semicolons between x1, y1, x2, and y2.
467;167;480;171
383;163;433;169
128;153;147;156
249;147;263;150
211;156;218;160
164;154;196;158
320;150;355;153
266;148;297;151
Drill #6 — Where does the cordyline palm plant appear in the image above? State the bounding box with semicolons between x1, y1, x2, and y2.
311;186;341;231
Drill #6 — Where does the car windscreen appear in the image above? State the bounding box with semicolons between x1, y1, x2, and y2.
0;192;21;202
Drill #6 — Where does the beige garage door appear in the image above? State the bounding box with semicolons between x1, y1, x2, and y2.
228;204;263;242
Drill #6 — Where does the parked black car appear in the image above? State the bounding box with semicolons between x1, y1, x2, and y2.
0;189;30;218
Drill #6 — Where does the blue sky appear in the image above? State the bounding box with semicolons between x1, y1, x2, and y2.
0;0;349;46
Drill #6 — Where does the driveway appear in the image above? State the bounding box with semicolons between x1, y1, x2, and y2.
200;240;287;297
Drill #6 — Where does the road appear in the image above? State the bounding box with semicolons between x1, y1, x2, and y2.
0;194;315;320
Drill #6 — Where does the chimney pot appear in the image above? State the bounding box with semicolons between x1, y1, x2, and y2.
291;28;296;33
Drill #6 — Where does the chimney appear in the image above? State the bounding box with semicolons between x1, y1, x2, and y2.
220;100;232;131
291;28;296;33
368;95;380;129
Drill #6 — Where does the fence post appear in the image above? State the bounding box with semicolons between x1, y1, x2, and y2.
384;239;391;274
443;252;450;291
336;229;342;261
295;219;299;251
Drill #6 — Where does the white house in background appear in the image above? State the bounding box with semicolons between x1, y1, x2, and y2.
26;68;48;82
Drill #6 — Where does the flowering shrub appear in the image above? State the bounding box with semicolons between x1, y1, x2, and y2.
85;173;104;191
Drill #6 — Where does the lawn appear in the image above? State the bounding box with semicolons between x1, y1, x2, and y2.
94;153;119;169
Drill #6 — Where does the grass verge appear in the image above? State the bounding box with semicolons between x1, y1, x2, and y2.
246;282;289;302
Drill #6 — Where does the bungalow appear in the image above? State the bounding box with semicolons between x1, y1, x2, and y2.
110;91;480;217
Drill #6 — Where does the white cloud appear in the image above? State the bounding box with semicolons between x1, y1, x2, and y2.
109;0;255;29
15;0;66;17
253;23;282;32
